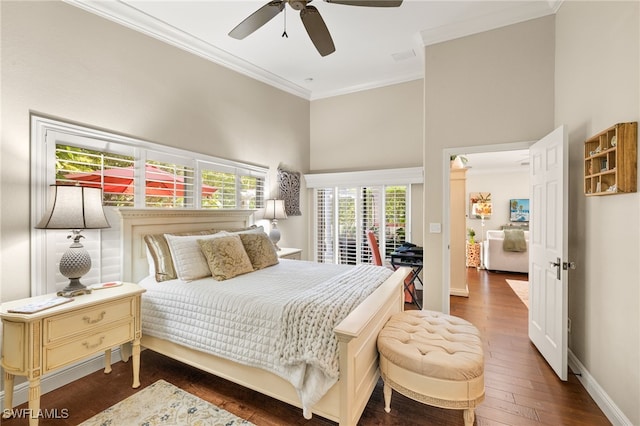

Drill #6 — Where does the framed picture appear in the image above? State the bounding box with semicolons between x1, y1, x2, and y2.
510;199;530;222
469;192;492;219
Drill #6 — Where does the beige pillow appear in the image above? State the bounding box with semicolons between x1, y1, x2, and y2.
165;232;226;282
144;229;216;282
239;232;279;270
198;234;254;281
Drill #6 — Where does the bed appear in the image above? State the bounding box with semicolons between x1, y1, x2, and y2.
118;208;409;425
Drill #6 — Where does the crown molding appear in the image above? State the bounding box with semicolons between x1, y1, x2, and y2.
420;2;555;46
63;0;312;100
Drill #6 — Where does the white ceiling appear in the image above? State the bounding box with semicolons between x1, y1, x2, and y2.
464;149;530;174
66;0;560;100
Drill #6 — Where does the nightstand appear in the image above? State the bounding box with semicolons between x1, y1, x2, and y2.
277;247;302;260
0;283;146;425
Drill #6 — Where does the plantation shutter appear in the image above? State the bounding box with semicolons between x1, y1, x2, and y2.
359;187;382;264
314;184;408;265
384;185;408;257
144;158;195;208
315;188;335;263
239;171;265;210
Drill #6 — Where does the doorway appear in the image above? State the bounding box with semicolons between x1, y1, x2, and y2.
442;141;532;313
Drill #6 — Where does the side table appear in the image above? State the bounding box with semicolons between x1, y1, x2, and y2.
1;282;146;425
466;242;481;267
277;247;302;260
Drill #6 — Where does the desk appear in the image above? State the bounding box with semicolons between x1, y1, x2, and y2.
390;251;423;309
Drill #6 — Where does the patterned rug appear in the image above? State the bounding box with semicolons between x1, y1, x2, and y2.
506;279;529;308
79;379;254;425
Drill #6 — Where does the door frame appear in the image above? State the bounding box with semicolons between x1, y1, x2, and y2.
441;140;534;313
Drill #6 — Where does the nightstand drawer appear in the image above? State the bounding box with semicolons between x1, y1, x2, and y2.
44;320;134;372
44;298;134;343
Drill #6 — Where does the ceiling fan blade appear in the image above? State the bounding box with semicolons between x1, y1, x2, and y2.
324;0;402;6
228;1;285;39
300;5;336;57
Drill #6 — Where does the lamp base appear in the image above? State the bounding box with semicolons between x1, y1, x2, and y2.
57;278;92;298
269;220;282;251
57;288;92;298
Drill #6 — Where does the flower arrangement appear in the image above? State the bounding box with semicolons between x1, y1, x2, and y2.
467;228;476;244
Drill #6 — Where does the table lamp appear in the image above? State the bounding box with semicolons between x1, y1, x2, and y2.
263;199;287;250
36;185;110;297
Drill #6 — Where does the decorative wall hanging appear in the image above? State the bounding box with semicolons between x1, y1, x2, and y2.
278;167;301;216
469;192;492;219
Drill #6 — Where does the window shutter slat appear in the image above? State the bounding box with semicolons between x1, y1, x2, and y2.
314;184;409;266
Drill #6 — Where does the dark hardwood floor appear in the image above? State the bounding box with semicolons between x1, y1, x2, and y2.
4;269;610;425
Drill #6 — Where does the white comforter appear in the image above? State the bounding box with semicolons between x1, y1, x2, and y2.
139;259;392;415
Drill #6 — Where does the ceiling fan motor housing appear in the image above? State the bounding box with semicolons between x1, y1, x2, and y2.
289;0;308;11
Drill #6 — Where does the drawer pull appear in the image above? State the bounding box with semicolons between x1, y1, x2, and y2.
83;311;106;324
82;336;105;350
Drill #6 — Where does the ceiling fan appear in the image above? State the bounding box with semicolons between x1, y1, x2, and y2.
228;0;403;57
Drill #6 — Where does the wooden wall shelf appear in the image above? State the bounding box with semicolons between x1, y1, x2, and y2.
584;122;637;196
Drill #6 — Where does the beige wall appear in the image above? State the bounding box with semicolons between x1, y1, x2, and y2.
309;80;425;251
0;1;310;301
555;2;639;424
423;16;555;310
310;80;423;172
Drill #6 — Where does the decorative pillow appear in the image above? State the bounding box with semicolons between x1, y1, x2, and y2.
144;230;217;282
145;246;156;277
198;234;254;281
165;232;226;282
239;232;279;270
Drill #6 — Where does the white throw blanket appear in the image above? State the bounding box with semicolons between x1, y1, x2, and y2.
276;264;392;418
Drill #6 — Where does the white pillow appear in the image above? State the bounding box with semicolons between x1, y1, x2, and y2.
165;232;227;282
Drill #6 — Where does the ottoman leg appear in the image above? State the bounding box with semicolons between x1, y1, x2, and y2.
463;408;475;426
383;381;392;413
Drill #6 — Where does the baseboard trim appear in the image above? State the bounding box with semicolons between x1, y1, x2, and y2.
0;348;125;410
450;287;470;297
568;349;632;426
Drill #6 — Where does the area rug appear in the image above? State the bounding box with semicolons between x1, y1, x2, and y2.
79;379;254;425
506;279;529;308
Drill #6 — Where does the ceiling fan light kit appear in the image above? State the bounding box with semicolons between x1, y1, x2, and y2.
229;0;403;57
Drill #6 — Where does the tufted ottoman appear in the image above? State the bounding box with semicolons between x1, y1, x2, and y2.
377;310;485;425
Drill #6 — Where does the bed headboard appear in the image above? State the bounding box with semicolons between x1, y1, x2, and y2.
117;208;254;283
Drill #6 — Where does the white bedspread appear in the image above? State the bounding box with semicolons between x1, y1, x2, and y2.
139;259;392;414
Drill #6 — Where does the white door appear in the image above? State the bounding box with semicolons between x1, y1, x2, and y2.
528;125;569;380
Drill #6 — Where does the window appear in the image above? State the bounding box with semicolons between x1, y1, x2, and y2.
315;185;409;265
32;115;268;295
56;145;136;207
306;167;421;266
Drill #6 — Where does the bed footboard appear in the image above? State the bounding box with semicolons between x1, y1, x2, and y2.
334;266;408;425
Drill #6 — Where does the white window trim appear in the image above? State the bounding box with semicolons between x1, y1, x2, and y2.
30;115;268;295
304;167;423;188
305;167;422;263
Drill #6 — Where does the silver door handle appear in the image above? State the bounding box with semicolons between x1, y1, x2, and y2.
549;257;561;280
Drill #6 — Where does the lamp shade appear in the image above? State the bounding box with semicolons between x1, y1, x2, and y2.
472;202;492;218
262;199;287;221
36;185;110;230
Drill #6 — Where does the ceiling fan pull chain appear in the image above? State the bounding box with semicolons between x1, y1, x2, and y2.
282;6;288;38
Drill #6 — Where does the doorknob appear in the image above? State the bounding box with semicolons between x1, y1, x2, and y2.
549;257;561;280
